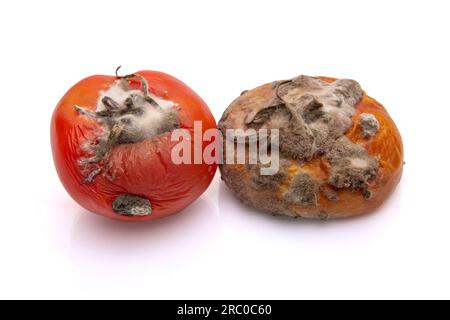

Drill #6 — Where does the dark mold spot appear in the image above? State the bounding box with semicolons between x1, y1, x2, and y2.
112;195;152;217
362;189;372;200
326;137;378;196
318;211;329;220
284;172;319;207
251;162;288;190
359;113;380;138
322;186;339;201
252;170;287;190
279;126;316;160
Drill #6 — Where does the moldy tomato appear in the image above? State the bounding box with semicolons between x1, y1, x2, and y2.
51;69;217;221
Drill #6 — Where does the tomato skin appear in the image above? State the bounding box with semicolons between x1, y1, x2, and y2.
51;71;217;221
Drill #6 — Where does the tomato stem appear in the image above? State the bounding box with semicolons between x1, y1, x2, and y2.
114;66;159;106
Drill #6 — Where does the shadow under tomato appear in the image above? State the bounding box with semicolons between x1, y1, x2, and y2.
217;179;403;242
69;196;223;278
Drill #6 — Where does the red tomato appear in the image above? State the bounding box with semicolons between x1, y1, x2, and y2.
51;70;217;221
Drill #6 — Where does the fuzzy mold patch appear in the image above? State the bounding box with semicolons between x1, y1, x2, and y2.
359;113;380;138
74;73;180;184
113;195;152;216
326;136;378;193
219;75;381;208
284;172;319;207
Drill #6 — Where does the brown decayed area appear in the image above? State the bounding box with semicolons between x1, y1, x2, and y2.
219;76;403;219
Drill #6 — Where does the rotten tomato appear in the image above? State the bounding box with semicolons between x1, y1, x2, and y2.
51;69;217;221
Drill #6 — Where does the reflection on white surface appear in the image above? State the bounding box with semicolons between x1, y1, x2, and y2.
70;196;223;288
218;180;403;241
43;174;405;299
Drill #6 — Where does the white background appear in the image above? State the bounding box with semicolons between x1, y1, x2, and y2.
0;0;449;299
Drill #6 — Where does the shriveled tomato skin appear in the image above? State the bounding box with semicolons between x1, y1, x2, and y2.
51;71;217;221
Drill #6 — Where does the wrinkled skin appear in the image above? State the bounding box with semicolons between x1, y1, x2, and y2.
51;71;217;221
219;76;403;219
